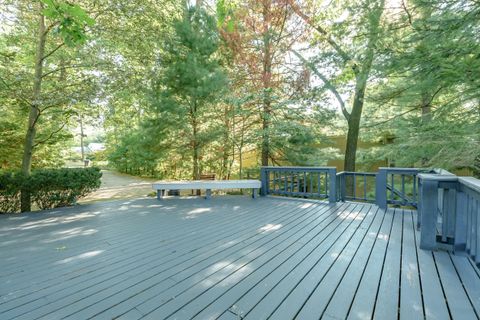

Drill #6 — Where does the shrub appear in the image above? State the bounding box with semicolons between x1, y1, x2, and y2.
0;167;102;213
0;171;24;214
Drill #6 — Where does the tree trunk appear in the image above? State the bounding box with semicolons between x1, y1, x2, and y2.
343;0;384;172
21;6;46;212
80;114;86;166
421;92;432;123
191;103;200;180
261;1;272;167
344;78;367;172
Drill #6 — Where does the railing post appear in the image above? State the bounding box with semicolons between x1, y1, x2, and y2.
375;168;387;209
337;173;346;202
419;175;439;250
260;167;269;196
454;190;467;251
328;168;337;203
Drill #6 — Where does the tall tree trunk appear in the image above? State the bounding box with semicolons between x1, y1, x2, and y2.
221;105;230;179
261;1;272;167
21;6;46;212
191;102;200;180
343;0;384;172
344;78;367;172
79;114;86;166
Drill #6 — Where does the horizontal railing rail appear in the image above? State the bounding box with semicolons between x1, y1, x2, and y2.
260;167;337;202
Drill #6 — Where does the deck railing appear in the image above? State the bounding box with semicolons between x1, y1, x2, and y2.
260;167;337;202
418;172;480;265
260;166;479;265
376;167;422;209
336;171;376;203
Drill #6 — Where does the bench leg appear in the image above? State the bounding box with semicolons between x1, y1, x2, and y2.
157;190;164;200
205;189;211;199
252;188;258;199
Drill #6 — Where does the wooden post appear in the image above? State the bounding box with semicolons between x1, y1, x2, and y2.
454;191;467;251
337;173;346;202
375;168;387;209
260;167;269;196
252;188;258;199
419;176;439;250
328;168;337;203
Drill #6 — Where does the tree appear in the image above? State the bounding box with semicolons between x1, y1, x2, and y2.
150;6;227;179
287;0;385;172
363;0;480;172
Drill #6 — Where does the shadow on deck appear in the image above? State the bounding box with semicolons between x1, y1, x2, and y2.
0;196;479;320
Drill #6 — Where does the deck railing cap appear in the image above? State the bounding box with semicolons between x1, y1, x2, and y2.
417;173;458;181
261;166;337;170
459;177;480;193
378;167;420;171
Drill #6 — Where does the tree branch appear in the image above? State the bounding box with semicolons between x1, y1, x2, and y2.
41;42;65;62
285;0;354;67
291;49;350;120
33;121;69;147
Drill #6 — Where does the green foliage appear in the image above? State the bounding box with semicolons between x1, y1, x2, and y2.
0;167;102;213
362;0;480;172
0;171;24;213
41;0;95;46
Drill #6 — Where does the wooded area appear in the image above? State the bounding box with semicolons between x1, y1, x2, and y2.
1;0;479;183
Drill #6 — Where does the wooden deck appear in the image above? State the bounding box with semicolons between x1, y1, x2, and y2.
1;196;479;320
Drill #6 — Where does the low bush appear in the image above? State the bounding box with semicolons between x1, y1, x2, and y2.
0;171;24;214
0;167;102;213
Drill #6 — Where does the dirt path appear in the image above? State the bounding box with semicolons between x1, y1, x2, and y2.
79;170;156;203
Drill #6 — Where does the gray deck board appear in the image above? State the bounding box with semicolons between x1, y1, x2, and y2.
1;196;480;320
399;209;424;320
373;208;403;320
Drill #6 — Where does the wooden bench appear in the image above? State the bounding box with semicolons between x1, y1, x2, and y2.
152;180;261;200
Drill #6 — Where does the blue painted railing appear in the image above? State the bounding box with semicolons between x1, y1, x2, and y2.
260;167;337;202
260;166;421;207
418;172;480;265
260;166;480;264
336;171;376;203
375;167;423;209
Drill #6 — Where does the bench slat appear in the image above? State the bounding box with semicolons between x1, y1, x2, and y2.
152;180;261;190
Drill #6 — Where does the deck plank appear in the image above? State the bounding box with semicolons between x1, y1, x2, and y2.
291;207;383;320
323;205;394;320
413;211;451;320
0;197;479;320
66;202;339;320
239;204;372;320
450;254;480;315
188;203;358;320
434;251;478;319
142;203;360;320
399;209;424;320
9;201;324;320
372;208;403;320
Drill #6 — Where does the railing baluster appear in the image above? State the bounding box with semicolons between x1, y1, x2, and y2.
391;174;395;202
303;171;307;194
353;173;356;200
363;174;367;201
325;172;328;197
309;173;313;195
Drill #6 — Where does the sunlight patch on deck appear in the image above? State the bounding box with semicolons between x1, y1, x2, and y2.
258;223;282;232
55;250;104;265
